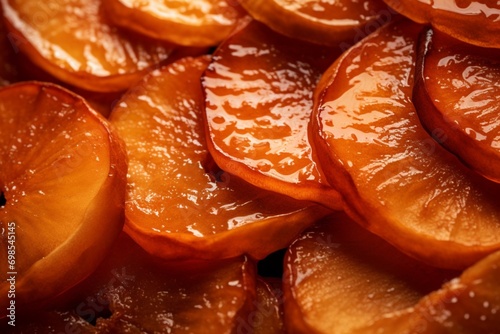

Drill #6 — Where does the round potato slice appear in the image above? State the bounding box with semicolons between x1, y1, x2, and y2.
0;0;201;92
110;56;330;261
0;82;127;317
104;0;246;46
284;213;500;333
239;0;392;47
383;0;500;48
414;28;500;183
203;18;343;209
312;19;500;269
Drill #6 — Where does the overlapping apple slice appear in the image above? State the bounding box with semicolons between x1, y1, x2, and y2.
252;279;284;334
203;18;343;209
414;28;500;183
9;233;257;333
312;19;500;269
0;82;127;317
283;212;500;333
110;56;330;261
238;0;391;47
383;0;500;48
0;0;203;92
104;0;246;47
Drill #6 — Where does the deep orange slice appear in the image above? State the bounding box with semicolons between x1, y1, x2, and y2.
0;0;203;92
8;233;257;333
110;56;330;261
312;19;500;269
383;0;500;48
0;82;127;317
203;18;343;209
104;0;246;47
238;0;392;47
283;212;500;333
414;28;500;183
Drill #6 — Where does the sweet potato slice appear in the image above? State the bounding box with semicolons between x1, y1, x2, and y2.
414;28;500;183
238;0;392;47
284;212;500;333
110;56;330;261
104;0;246;46
383;0;500;48
203;18;343;209
0;0;201;92
312;19;500;269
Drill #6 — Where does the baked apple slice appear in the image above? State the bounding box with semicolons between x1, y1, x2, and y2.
110;56;330;261
414;28;500;183
203;18;343;209
252;278;285;334
312;19;500;269
7;233;257;333
104;0;246;46
0;82;127;317
284;212;500;333
238;0;391;47
0;0;202;92
383;0;500;48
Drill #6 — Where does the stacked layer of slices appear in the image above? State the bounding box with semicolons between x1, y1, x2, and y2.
1;0;500;332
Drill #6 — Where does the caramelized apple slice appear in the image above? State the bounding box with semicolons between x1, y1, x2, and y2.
284;212;499;333
8;233;257;333
104;0;246;46
203;19;343;209
0;0;201;92
414;28;500;183
252;279;285;334
0;82;127;317
238;0;391;47
312;19;500;269
110;56;330;261
383;0;500;48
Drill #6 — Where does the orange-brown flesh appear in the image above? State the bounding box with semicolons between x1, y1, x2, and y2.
239;0;392;47
8;233;257;333
0;8;19;86
383;0;500;48
104;0;246;47
283;212;457;334
0;0;198;92
414;28;500;183
203;18;343;209
313;19;500;269
252;278;285;334
0;82;127;316
110;56;330;261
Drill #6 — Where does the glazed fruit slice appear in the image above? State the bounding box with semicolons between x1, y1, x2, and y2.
203;19;343;209
0;82;127;317
110;56;330;261
0;0;201;92
238;0;391;47
7;233;257;333
104;0;246;47
283;212;499;334
414;28;500;183
312;19;500;269
383;0;500;48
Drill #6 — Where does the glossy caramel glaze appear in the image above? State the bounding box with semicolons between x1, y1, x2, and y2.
203;19;343;208
384;0;500;48
110;56;329;261
239;0;392;47
414;28;500;183
104;0;246;46
313;19;500;269
0;0;191;91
